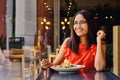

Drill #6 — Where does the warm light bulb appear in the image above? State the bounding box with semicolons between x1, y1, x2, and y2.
62;26;65;30
70;2;72;5
105;16;108;19
67;12;70;14
44;2;46;5
41;22;44;24
48;8;51;10
61;21;65;25
67;22;70;24
64;18;67;22
46;6;48;8
68;8;70;10
110;16;112;19
43;18;47;22
46;22;51;25
45;26;49;30
69;5;71;8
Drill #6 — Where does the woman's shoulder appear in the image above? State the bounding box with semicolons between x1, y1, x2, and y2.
64;37;71;41
63;37;71;45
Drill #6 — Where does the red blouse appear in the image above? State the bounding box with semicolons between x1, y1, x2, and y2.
63;44;97;70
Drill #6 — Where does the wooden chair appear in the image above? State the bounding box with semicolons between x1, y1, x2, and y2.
23;46;40;80
56;48;60;54
48;48;59;63
6;49;25;80
48;54;56;63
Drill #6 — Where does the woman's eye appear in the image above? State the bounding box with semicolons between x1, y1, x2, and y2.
79;21;87;24
73;22;78;25
73;21;87;25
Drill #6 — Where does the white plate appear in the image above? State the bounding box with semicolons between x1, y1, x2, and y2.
51;65;85;74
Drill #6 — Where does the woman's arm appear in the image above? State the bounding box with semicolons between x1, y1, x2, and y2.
52;37;70;65
41;37;70;68
94;30;106;71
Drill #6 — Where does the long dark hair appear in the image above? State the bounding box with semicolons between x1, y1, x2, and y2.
67;10;97;54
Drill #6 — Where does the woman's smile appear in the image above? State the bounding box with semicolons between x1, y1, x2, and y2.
75;28;84;34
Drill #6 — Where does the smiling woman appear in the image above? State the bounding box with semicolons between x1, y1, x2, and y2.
41;10;106;72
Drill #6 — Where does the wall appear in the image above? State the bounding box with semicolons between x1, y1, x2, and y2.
0;0;6;38
113;25;120;76
15;0;37;46
6;0;13;49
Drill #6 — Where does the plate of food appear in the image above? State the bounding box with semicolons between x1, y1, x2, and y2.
51;59;85;74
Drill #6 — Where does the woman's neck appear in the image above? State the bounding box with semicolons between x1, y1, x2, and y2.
80;36;87;44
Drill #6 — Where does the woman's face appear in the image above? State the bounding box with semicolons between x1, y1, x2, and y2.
73;14;88;37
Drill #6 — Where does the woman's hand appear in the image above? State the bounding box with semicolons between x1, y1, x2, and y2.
97;30;106;42
41;59;51;69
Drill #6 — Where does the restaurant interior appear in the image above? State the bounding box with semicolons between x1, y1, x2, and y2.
0;0;120;80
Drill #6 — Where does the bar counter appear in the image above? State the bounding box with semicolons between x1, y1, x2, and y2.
37;68;120;80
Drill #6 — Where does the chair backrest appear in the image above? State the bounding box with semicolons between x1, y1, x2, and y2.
9;37;24;49
24;49;36;59
10;49;24;55
22;46;36;59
